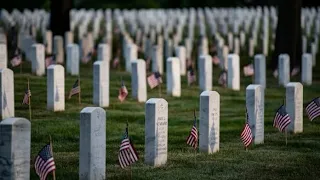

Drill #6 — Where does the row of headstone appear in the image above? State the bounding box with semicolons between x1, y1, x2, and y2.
0;84;304;178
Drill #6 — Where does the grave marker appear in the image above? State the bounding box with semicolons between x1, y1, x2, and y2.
47;65;65;111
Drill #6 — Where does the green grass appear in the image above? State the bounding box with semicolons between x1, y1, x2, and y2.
12;58;320;180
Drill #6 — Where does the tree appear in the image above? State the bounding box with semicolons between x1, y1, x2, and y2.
50;0;72;36
272;0;302;71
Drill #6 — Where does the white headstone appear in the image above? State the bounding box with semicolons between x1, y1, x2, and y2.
126;44;137;73
0;44;7;69
0;118;31;179
47;65;65;111
175;46;186;76
79;107;106;180
66;44;79;76
97;43;110;62
53;36;64;64
44;30;52;54
254;54;266;88
246;85;264;144
152;46;163;74
286;82;303;133
227;54;240;91
145;98;168;167
131;59;147;102
64;31;73;50
278;54;290;86
234;38;240;55
166;57;181;97
301;53;312;85
0;68;14;119
198;55;212;91
199;91;220;154
31;44;45;76
93;61;109;107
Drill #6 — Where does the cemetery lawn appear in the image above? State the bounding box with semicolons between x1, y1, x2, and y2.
14;62;320;180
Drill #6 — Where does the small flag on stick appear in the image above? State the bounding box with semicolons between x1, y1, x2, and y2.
118;80;128;102
81;51;93;64
118;123;139;169
273;105;291;132
34;144;56;180
68;79;80;99
241;108;253;148
243;64;254;76
186;110;198;149
22;89;31;105
147;72;162;89
218;70;227;87
305;97;320;121
187;66;196;86
45;54;56;68
11;49;22;67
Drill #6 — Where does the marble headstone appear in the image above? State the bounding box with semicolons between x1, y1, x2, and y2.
286;82;303;133
227;54;240;91
254;54;266;88
278;54;290;86
97;43;110;62
44;30;52;54
152;46;163;74
31;44;45;76
0;44;7;69
93;61;109;107
53;36;64;64
131;59;147;102
199;91;220;154
175;46;186;76
0;118;31;179
66;44;79;76
126;44;137;73
47;65;65;111
64;31;73;50
166;57;181;97
246;84;264;144
79;107;106;180
145;98;168;167
301;53;312;85
0;68;14;120
198;55;212;91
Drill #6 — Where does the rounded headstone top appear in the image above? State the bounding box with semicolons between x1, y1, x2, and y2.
246;84;262;90
0;68;13;74
0;117;30;127
279;54;289;59
98;43;107;47
146;98;168;104
80;107;105;114
93;60;106;65
286;82;303;88
254;54;265;59
67;43;76;48
48;64;64;70
167;57;179;62
227;54;239;59
200;90;220;97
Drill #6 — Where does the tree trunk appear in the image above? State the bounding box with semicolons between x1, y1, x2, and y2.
272;0;302;71
50;0;72;36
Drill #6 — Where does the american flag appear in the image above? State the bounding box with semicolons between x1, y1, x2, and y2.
187;66;196;86
147;72;162;89
10;53;22;67
34;144;56;180
68;79;80;99
186;112;198;149
273;105;291;132
240;108;253;147
81;51;93;64
305;97;320;121
118;125;139;168
212;55;220;65
45;55;55;68
291;67;300;77
218;70;227;87
118;81;128;102
243;64;254;76
273;69;278;78
112;57;120;68
22;89;31;105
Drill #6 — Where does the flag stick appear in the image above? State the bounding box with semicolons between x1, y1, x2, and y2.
78;76;81;105
193;109;197;163
283;98;287;145
158;83;161;97
20;62;22;74
27;78;32;121
49;135;56;180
